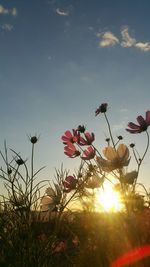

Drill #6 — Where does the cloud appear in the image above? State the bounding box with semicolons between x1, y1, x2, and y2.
11;7;17;17
97;26;150;52
56;8;69;16
99;31;119;47
0;5;9;14
121;27;136;47
1;24;13;31
135;42;150;52
0;5;17;16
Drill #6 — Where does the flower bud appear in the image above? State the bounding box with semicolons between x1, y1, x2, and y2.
7;168;12;174
130;143;135;148
95;103;108;116
77;125;86;133
16;158;25;166
30;136;38;144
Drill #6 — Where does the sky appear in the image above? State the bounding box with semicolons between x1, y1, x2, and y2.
0;0;150;191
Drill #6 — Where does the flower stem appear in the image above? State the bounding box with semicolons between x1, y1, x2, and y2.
133;130;149;190
29;143;34;207
104;113;115;148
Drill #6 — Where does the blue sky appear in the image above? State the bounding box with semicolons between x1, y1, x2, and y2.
0;0;150;189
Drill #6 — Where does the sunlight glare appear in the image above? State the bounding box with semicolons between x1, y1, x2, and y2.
96;183;123;212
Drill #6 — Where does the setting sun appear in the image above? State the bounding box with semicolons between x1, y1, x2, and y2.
96;183;124;212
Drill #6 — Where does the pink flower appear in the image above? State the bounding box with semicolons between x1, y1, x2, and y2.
64;142;80;158
63;175;77;192
81;146;96;160
52;240;67;253
61;130;80;144
126;111;150;134
79;132;95;146
95;103;108;116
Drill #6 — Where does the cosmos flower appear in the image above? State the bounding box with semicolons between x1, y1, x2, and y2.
61;130;80;144
63;175;77;192
96;144;130;171
81;146;96;160
85;175;103;189
126;111;150;133
123;171;138;184
40;184;62;212
64;142;80;158
95;103;108;116
79;132;95;146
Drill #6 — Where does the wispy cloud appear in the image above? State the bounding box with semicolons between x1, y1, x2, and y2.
0;5;9;14
97;26;150;52
11;7;17;17
56;8;69;16
0;5;17;16
121;27;136;47
1;24;13;31
98;31;119;47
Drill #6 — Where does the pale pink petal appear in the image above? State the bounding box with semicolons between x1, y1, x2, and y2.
46;187;56;197
96;156;114;172
41;196;54;205
103;146;117;161
117;144;129;160
65;130;72;138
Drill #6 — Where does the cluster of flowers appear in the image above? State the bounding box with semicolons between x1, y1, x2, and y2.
41;103;150;212
61;103;150;194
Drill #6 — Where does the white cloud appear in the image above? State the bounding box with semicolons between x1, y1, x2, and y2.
0;5;9;14
0;5;17;16
56;8;69;16
97;26;150;52
1;24;13;31
135;42;150;52
88;26;94;31
121;27;136;47
11;7;17;17
99;31;119;47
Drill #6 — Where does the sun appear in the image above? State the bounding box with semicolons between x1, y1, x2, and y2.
95;183;124;212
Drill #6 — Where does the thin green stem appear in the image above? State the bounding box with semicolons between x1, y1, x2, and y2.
104;113;115;148
133;130;149;191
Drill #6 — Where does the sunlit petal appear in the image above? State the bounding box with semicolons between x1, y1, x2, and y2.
103;146;117;160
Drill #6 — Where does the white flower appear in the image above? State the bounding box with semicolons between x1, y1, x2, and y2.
85;175;103;189
97;144;130;172
40;184;62;212
124;171;138;184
